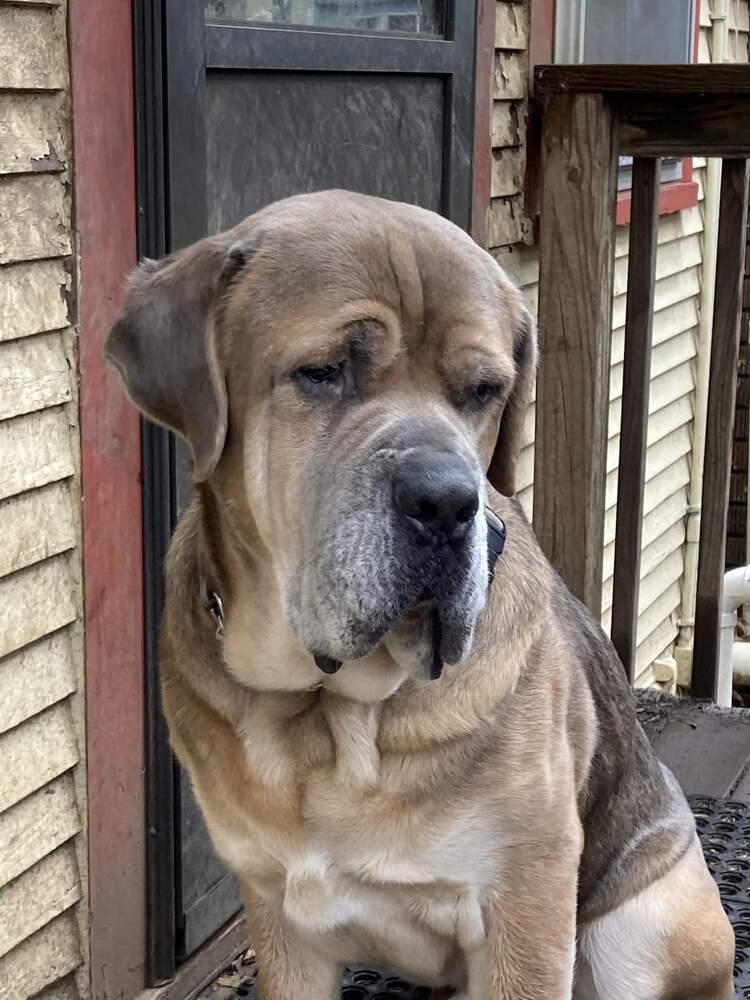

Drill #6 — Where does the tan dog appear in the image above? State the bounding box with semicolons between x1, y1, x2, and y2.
107;191;734;999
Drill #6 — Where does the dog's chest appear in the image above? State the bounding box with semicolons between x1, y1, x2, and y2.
197;708;502;983
203;720;498;977
294;774;492;957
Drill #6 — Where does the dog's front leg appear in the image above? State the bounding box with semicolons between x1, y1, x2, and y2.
242;884;341;1000
467;833;580;1000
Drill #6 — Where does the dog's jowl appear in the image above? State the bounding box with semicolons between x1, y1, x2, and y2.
107;192;734;1000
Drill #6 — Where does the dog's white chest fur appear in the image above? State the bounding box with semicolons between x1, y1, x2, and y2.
202;702;498;985
275;791;489;985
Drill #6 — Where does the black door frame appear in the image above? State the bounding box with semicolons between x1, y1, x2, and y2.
135;0;481;984
134;0;180;985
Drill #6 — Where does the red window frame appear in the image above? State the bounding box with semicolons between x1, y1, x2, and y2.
526;0;701;226
616;156;699;224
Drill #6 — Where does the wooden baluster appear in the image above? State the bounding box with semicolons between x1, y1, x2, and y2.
611;158;660;683
534;94;619;618
693;158;750;700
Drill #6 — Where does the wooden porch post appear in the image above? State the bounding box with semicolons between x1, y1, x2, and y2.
611;158;660;681
693;158;750;699
533;94;619;618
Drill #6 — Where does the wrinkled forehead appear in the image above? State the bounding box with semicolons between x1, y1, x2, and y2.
225;196;516;356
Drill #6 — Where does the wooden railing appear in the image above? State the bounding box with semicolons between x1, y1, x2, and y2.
532;66;750;700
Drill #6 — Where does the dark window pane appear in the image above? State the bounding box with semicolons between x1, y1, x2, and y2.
205;0;446;36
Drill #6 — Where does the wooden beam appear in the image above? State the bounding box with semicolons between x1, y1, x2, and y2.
533;94;619;616
618;96;750;158
611;158;660;683
693;159;750;700
534;64;750;97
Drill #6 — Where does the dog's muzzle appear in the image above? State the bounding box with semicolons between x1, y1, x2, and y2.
198;443;507;680
310;505;506;679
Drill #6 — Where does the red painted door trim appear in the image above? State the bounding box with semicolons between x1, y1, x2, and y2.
68;2;146;997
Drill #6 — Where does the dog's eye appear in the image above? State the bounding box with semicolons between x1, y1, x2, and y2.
459;381;501;411
295;362;344;386
473;382;498;405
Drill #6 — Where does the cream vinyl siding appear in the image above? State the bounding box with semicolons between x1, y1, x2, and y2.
503;205;703;683
0;1;86;996
491;0;749;685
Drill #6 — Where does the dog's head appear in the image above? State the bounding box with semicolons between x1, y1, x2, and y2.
107;192;535;676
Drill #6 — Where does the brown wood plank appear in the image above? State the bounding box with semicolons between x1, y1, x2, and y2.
693;159;750;700
618;96;750;158
533;94;619;616
535;63;750;97
611;158;660;682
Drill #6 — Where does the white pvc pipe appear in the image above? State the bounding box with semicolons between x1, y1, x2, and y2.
722;566;750;705
733;641;750;684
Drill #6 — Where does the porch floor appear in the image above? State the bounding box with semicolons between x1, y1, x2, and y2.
635;689;750;803
198;692;750;1000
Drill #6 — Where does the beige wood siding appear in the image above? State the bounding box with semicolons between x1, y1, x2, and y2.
491;1;750;686
0;2;86;997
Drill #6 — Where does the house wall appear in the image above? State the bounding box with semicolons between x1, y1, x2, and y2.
492;0;750;686
0;2;87;997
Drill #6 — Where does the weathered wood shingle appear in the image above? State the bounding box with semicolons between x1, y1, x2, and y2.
0;92;68;175
0;260;71;342
0;5;68;90
0;173;72;264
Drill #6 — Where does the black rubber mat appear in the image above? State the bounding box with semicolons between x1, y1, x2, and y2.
690;796;750;997
208;796;750;999
208;962;431;999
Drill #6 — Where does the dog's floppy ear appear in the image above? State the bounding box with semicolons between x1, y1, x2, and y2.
106;235;251;482
487;304;537;497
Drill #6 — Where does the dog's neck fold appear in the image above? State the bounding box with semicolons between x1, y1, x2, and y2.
192;483;550;753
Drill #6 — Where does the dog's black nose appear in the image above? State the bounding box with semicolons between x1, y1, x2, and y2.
393;450;479;541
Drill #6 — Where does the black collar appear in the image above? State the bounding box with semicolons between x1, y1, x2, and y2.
485;507;507;583
201;507;507;679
